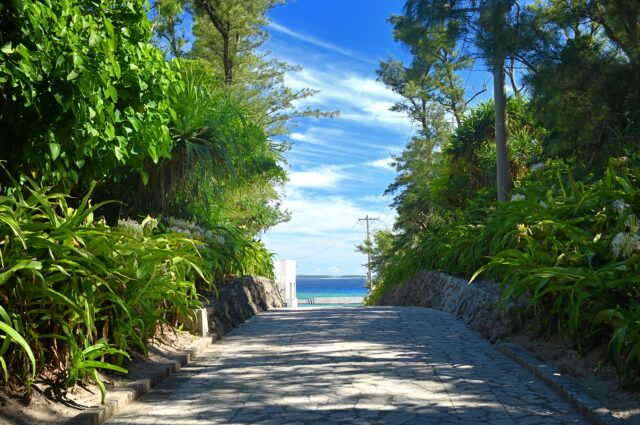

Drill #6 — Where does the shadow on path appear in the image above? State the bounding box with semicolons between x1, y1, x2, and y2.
105;307;587;425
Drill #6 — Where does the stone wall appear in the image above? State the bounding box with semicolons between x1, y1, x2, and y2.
375;270;518;342
205;275;284;340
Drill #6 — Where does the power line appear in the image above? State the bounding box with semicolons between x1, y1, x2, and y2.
295;221;361;260
369;122;414;231
369;120;416;231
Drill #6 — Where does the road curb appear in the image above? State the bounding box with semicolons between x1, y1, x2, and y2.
497;342;624;425
65;335;215;425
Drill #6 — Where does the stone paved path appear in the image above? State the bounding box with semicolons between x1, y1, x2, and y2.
105;307;588;424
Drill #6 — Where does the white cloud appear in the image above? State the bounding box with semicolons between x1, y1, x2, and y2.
275;189;365;234
265;188;394;240
287;127;343;147
282;68;411;133
262;188;397;274
367;157;395;171
289;132;308;142
360;194;388;203
313;266;342;275
285;126;405;168
288;165;347;189
342;76;397;98
269;21;377;65
263;183;395;274
263;191;376;274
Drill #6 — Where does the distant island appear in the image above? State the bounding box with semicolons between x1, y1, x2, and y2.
297;274;366;279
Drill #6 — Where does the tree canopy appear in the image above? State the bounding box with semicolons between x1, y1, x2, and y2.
0;0;180;190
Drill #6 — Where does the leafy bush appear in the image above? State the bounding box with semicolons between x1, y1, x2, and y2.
371;163;640;385
477;165;640;384
0;0;180;189
166;217;275;284
0;180;210;402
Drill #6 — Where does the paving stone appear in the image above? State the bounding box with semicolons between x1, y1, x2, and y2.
103;307;589;424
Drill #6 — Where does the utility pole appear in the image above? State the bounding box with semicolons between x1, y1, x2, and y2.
358;215;378;290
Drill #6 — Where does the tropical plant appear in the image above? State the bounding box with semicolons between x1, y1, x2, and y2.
370;162;640;384
165;217;275;284
0;0;180;191
0;179;210;402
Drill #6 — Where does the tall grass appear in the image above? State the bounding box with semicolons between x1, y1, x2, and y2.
165;217;275;283
371;164;640;385
476;166;640;384
0;180;211;402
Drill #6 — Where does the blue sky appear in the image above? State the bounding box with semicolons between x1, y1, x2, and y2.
259;0;492;275
260;1;411;276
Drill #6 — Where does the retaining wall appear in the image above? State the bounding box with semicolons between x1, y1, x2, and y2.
205;275;284;339
375;270;518;342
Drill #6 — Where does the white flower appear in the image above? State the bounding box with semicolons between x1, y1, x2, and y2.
511;194;525;202
530;162;544;172
611;232;640;258
539;201;549;209
612;199;630;215
625;214;639;233
117;218;143;237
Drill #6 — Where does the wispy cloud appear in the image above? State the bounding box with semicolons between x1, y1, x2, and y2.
367;157;395;171
262;188;395;274
273;188;387;234
288;165;349;189
269;21;377;65
288;127;344;147
360;194;389;203
283;68;411;133
314;266;342;275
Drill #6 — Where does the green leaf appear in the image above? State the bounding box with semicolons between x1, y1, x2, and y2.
92;369;107;404
78;360;128;374
72;52;83;68
0;357;7;382
105;123;115;139
0;321;36;378
1;43;13;55
114;146;125;161
50;142;61;160
0;260;42;285
67;70;79;81
104;85;117;102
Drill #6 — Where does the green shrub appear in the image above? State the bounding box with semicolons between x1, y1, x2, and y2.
476;165;640;384
165;217;275;284
0;180;210;402
373;163;640;385
0;0;180;189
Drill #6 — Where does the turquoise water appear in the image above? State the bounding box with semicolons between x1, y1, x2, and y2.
296;277;368;307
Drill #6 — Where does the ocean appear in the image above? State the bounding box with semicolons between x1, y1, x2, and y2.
296;277;368;306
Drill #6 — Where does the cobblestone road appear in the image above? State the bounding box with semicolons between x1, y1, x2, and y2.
105;307;588;424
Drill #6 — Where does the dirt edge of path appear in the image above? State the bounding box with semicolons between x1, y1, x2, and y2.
0;275;284;425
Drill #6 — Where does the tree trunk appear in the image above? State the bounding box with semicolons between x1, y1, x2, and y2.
222;31;232;84
493;58;511;202
201;0;233;85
